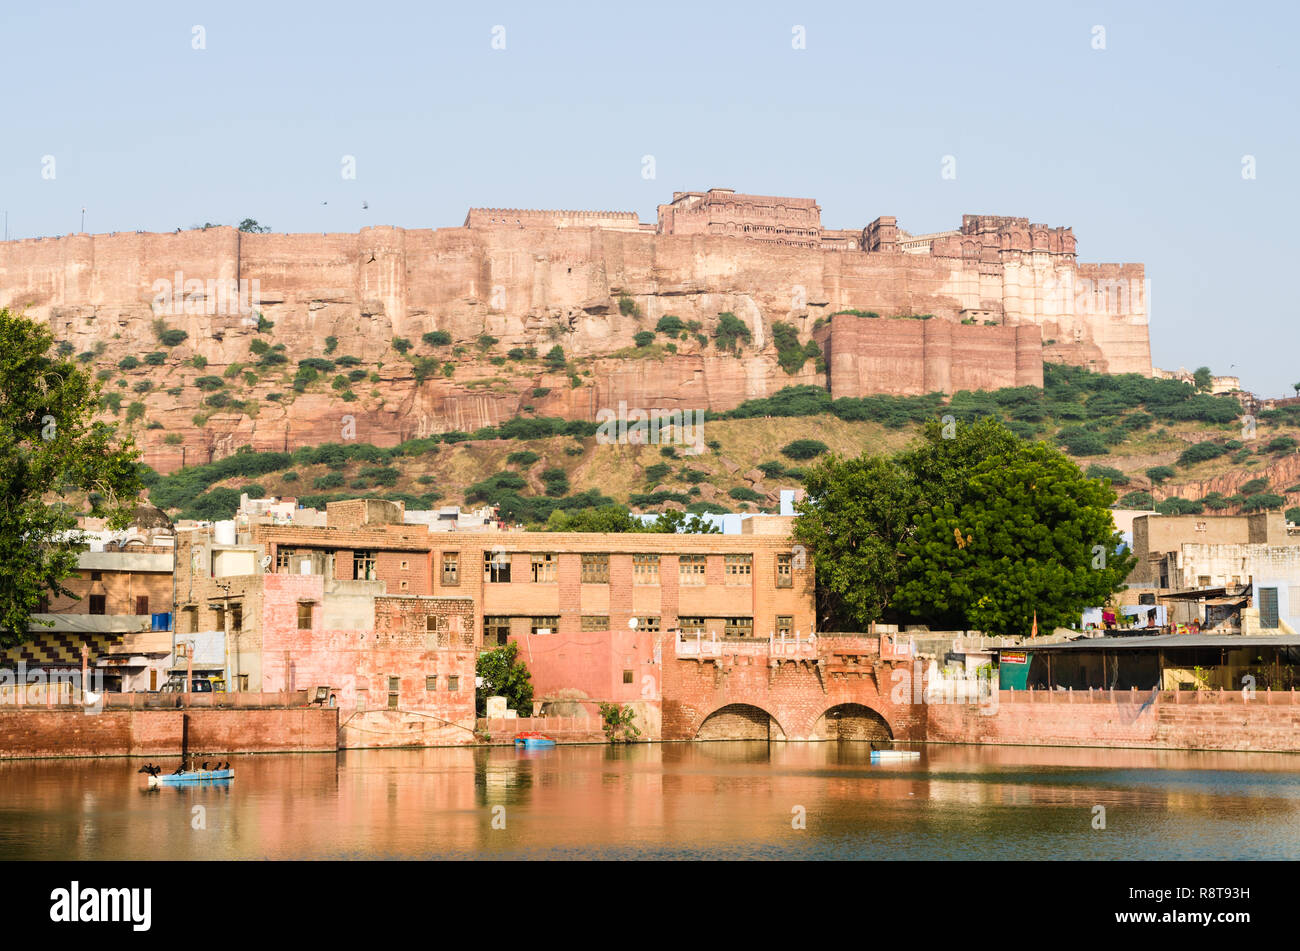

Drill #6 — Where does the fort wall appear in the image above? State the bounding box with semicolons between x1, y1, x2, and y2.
0;217;1148;471
814;314;1043;397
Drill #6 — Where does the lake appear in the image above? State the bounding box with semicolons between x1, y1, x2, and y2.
3;743;1299;860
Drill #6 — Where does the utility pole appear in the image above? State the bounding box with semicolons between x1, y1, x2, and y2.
80;205;85;233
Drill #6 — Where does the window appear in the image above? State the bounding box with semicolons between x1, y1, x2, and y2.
399;580;409;591
724;554;752;584
1259;587;1279;629
484;550;511;583
388;676;400;692
724;617;754;638
447;675;459;691
399;560;409;571
776;615;793;636
425;675;437;691
634;616;660;634
89;594;106;615
135;596;150;615
679;616;707;634
531;616;558;636
531;553;556;583
581;553;609;584
426;615;442;632
353;550;377;581
581;615;609;632
276;547;295;571
679;554;706;586
484;616;510;647
36;596;49;613
441;552;460;586
623;670;634;684
633;554;660;585
175;642;188;659
297;602;314;630
90;571;102;582
776;553;793;588
1198;576;1211;587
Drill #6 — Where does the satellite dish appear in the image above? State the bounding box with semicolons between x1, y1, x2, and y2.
260;555;272;571
628;617;638;630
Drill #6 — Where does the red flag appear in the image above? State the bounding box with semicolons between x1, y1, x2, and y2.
1031;611;1038;638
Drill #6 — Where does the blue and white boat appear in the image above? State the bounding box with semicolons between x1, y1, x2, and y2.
141;764;234;787
514;732;556;749
870;749;920;763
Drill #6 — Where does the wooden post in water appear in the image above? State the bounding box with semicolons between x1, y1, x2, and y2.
181;712;190;771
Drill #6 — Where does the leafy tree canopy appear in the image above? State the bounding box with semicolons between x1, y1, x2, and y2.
0;310;142;645
794;418;1133;636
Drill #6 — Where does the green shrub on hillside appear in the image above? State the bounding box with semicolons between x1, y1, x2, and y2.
781;439;829;460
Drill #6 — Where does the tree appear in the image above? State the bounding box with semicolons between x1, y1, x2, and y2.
1192;366;1213;392
1145;465;1175;485
543;345;566;370
238;218;270;233
794;418;1133;635
475;642;533;717
893;437;1134;636
0;310;142;645
793;454;921;629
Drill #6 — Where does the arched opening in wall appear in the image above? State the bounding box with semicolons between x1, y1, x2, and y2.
810;703;892;742
695;703;786;741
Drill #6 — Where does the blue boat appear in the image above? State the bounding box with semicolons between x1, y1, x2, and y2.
145;767;234;787
514;732;556;749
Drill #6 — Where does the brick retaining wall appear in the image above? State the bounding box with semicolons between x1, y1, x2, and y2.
926;689;1300;753
0;707;338;759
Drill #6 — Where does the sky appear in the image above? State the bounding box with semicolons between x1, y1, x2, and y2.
3;1;1297;395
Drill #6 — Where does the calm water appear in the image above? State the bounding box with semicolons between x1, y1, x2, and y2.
3;743;1299;860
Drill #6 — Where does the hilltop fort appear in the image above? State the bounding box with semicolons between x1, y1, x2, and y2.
0;187;1149;472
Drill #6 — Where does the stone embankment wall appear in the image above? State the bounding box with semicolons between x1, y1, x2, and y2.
0;707;338;759
926;689;1300;753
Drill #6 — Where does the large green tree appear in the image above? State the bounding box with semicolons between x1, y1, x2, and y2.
792;454;919;629
0;310;141;645
794;418;1133;636
893;439;1134;635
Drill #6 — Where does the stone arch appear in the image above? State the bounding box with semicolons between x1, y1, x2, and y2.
810;703;893;742
696;703;787;741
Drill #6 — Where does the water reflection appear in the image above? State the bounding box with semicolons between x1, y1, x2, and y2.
2;743;1299;860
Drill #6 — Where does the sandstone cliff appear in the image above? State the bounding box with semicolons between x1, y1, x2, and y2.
0;223;1150;472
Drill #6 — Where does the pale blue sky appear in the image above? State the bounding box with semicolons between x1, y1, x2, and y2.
4;1;1296;394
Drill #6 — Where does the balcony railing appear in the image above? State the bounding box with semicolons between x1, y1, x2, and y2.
675;631;818;659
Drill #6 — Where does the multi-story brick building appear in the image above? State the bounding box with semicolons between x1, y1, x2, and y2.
171;497;814;726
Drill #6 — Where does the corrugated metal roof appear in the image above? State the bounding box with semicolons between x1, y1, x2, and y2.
999;634;1300;652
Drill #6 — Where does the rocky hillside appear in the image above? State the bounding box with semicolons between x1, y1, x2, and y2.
135;365;1300;526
